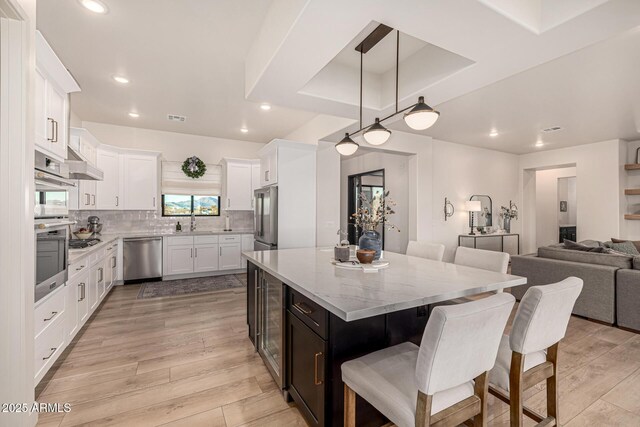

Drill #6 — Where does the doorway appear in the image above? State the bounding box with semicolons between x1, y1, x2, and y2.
347;169;385;246
534;167;577;247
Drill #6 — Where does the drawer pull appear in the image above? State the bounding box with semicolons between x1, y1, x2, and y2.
293;302;313;315
42;347;57;360
43;311;58;322
75;265;85;271
314;352;323;385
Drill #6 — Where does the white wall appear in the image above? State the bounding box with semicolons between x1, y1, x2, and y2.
81;121;265;163
519;139;626;254
340;151;411;254
535;167;576;247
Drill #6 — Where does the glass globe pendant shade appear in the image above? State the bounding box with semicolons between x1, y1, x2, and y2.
363;118;391;145
335;133;359;156
404;96;440;130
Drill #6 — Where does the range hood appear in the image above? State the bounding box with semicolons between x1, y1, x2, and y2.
65;145;103;181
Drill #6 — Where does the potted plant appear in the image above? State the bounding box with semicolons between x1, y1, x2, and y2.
499;204;518;233
351;191;399;260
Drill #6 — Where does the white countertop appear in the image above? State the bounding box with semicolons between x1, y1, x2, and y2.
69;229;254;264
243;248;527;322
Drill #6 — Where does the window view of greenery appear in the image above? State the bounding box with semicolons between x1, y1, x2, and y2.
162;195;220;216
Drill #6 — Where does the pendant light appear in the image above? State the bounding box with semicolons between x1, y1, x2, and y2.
404;96;440;130
363;118;391;145
335;133;359;156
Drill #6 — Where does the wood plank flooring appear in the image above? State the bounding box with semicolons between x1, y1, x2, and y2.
35;280;640;426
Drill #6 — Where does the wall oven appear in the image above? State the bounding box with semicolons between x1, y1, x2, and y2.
35;221;73;302
34;151;75;219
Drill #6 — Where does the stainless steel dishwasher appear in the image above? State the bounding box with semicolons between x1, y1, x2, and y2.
123;237;163;283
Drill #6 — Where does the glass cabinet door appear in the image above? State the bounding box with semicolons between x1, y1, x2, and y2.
260;272;283;378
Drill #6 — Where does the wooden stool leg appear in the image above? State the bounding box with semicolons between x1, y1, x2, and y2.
416;391;432;427
509;352;525;427
344;383;356;427
474;372;489;427
546;344;559;423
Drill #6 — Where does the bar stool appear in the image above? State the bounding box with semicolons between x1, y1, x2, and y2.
488;277;583;427
342;293;515;427
454;246;509;275
406;241;445;262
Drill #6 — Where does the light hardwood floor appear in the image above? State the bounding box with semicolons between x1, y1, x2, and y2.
35;281;640;426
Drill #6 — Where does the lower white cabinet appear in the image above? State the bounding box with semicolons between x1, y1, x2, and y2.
163;234;247;276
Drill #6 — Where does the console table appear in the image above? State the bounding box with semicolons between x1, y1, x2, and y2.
458;233;520;255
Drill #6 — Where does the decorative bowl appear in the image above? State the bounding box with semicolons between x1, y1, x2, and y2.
74;231;93;240
356;249;375;264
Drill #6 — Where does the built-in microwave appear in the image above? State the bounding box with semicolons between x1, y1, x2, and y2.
34;151;75;218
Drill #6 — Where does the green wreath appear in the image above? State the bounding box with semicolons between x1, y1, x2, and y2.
182;156;207;179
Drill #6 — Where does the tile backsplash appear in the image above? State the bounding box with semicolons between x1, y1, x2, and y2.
70;210;254;234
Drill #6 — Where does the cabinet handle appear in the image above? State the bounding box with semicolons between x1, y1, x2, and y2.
42;347;57;361
293;302;314;315
227;198;230;208
98;267;103;282
47;118;55;141
191;248;193;258
91;194;95;206
111;256;116;268
115;196;119;207
53;120;58;143
314;352;323;385
153;197;156;207
264;171;268;181
85;193;90;206
219;246;222;256
76;265;85;271
78;283;85;301
195;248;198;257
44;311;58;321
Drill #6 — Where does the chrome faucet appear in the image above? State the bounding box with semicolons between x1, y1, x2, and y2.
190;213;196;232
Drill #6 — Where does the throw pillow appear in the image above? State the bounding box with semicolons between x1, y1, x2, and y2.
611;238;640;252
563;240;608;253
608;241;640;256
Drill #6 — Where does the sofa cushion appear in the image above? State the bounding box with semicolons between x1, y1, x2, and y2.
611;238;640;252
563;240;608;253
538;245;633;269
608;241;640;256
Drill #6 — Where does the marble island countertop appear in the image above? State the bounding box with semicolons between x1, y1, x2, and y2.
243;248;527;321
69;229;254;264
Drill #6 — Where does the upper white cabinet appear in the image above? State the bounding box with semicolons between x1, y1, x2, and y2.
96;148;120;210
259;146;278;187
35;31;80;162
122;153;160;210
221;159;256;211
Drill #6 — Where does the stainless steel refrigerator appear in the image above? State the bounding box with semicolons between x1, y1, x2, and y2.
254;186;278;251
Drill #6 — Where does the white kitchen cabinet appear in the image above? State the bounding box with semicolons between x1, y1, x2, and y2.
34;31;80;162
221;159;254;211
166;245;194;275
108;241;118;289
67;270;89;340
122;153;159;210
219;238;242;270
241;234;254;269
79;180;97;210
96;148;120;210
259;147;278;187
194;243;220;273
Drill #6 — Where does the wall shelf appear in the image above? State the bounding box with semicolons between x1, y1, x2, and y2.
624;214;640;220
624;164;640;170
624;189;640;196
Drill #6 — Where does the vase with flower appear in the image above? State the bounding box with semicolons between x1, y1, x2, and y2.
351;191;399;260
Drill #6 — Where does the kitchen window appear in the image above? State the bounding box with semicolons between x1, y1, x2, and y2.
162;195;220;216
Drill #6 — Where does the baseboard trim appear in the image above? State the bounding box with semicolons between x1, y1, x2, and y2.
162;270;245;281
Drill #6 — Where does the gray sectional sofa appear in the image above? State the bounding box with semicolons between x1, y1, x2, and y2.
510;244;640;331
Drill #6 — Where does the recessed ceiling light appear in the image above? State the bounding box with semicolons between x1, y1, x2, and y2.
113;75;129;84
535;140;544;147
79;0;108;14
240;128;248;133
260;104;271;111
489;130;499;137
128;112;139;118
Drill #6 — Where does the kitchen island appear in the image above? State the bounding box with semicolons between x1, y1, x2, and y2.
243;248;527;427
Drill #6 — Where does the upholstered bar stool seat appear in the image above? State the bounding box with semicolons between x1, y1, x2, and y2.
342;342;475;426
489;335;547;391
342;293;515;427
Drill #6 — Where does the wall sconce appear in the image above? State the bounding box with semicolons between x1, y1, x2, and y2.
444;198;455;221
